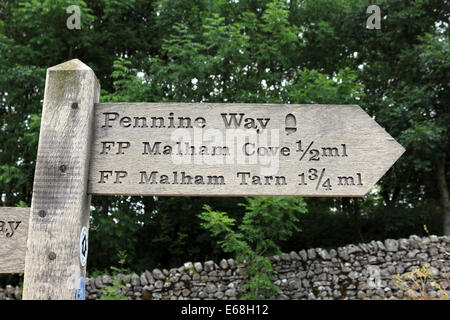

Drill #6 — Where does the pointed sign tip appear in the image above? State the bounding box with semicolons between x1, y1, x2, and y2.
48;59;92;71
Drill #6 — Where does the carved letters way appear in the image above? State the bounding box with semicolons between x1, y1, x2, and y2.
0;60;404;299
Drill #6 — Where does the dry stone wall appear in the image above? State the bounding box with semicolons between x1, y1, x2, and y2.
1;235;448;300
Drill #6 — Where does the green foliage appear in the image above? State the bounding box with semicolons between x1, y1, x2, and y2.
99;250;131;300
198;197;308;299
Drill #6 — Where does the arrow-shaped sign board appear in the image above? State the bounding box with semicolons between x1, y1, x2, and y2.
88;103;405;197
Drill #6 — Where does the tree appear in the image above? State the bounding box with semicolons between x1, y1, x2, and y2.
198;197;307;299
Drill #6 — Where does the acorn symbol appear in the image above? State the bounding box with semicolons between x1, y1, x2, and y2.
285;113;297;135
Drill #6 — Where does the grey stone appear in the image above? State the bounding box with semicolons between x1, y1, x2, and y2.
347;244;362;254
359;243;369;253
333;289;341;298
194;262;203;273
357;291;366;299
417;253;428;261
152;292;162;299
154;280;164;289
139;273;148;286
271;255;281;262
219;259;229;269
206;283;217;293
235;267;244;276
329;249;337;259
152;268;166;280
181;274;191;281
5;285;13;298
225;288;236;297
293;292;304;299
182;289;190;297
184;262;194;270
307;248;316;259
369;240;378;252
143;285;154;291
385;239;399;252
407;249;419;259
281;253;291;261
398;238;410;250
430;267;439;277
131;273;140;287
428;247;438;257
288;280;300;290
396;265;405;274
302;279;310;288
14;287;22;300
227;258;236;269
170;274;180;283
299;250;308;261
289;251;300;260
368;256;377;264
338;248;349;261
176;266;184;273
387;265;396;274
204;260;215;272
214;291;224;299
145;270;155;284
217;284;227;292
376;288;385;297
317;248;331;260
376;241;386;251
409;235;421;247
94;277;103;289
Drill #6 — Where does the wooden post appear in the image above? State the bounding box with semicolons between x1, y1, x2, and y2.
23;59;100;300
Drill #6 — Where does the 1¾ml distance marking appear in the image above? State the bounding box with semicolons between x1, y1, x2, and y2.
298;169;363;191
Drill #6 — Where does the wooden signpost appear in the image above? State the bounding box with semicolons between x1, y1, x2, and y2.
0;207;30;274
0;59;405;299
89;103;404;197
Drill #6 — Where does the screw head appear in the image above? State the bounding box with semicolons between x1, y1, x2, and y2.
38;210;46;218
71;102;78;109
59;164;67;173
48;252;56;260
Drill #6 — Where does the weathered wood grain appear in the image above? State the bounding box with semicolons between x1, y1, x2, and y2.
88;103;405;197
0;207;30;273
23;59;99;300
